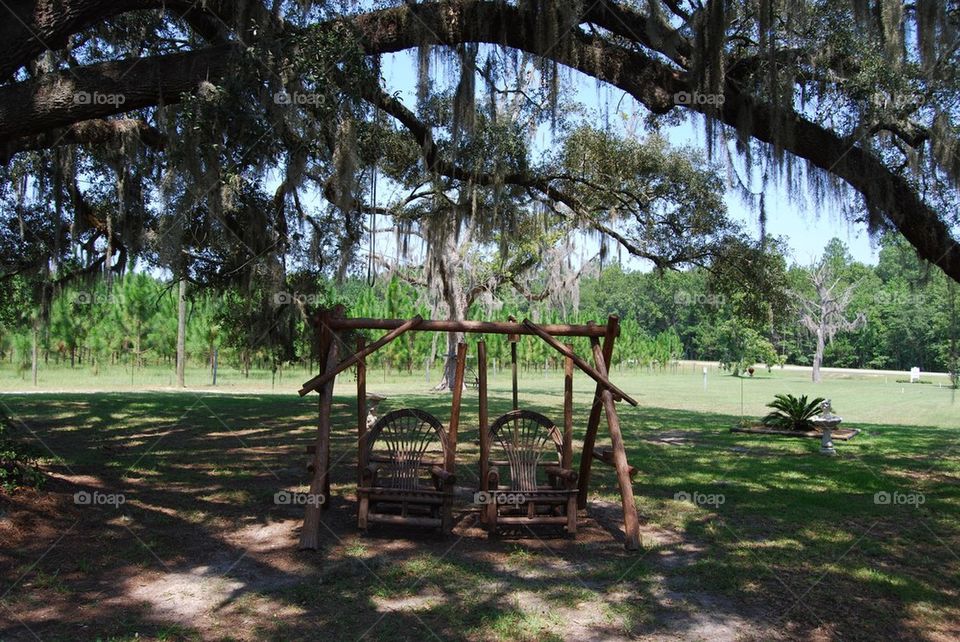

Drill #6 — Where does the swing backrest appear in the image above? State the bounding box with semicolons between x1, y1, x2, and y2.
487;409;563;492
365;408;449;490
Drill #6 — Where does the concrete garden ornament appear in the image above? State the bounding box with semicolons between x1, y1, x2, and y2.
812;399;842;456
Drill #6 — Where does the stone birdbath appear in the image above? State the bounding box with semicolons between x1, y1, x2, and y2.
366;392;388;429
811;399;841;456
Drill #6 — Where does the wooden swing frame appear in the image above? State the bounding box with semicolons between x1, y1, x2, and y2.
297;310;641;551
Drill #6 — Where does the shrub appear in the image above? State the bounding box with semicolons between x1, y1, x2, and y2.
762;394;826;432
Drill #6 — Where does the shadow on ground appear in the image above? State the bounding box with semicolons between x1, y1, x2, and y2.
0;391;956;641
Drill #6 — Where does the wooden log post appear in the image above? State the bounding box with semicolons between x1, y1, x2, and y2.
442;342;468;534
356;336;366;486
478;341;489;494
299;338;340;550
447;342;467;473
591;337;640;551
578;316;619;509
562;347;574;471
508;315;519;412
563;346;577;534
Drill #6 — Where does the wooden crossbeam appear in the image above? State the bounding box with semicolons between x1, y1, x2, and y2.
521;319;638;407
318;316;611;337
298;315;423;396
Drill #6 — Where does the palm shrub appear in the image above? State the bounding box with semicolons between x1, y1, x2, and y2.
762;394;826;431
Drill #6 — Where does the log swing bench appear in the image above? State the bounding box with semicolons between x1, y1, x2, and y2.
297;313;641;551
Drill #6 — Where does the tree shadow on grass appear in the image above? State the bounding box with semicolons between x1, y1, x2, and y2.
0;393;956;640
590;404;960;641
0;392;656;640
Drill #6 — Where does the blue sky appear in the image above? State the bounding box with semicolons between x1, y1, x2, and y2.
380;50;881;268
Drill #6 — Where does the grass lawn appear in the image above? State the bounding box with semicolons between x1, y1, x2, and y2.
0;364;957;640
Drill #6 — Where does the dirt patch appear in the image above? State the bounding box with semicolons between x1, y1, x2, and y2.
2;477;788;641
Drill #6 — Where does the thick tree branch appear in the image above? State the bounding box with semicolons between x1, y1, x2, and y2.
0;0;956;282
0;117;165;161
0;0;251;79
343;1;960;281
0;44;238;142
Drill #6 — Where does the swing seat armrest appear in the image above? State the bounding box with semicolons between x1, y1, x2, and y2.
361;463;381;484
487;467;500;489
544;465;578;482
430;466;456;485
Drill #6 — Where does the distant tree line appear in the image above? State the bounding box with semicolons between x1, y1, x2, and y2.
580;235;959;377
0;234;957;382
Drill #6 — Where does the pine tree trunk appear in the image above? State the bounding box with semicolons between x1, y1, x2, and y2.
135;321;142;369
176;278;187;387
31;318;39;386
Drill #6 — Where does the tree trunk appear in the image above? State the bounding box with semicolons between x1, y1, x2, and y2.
812;329;825;383
434;233;467;392
135;320;142;369
31;318;39;386
176;278;187;387
439;330;465;391
1;2;958;283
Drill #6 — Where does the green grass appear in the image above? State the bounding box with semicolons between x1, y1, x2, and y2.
2;359;955;427
0;360;306;391
0;366;957;640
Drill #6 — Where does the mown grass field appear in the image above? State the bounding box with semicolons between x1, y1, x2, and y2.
0;363;957;640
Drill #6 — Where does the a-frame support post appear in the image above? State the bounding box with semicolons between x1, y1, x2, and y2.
563;345;577;534
578;316;618;509
299;332;339;550
562;346;574;471
521;318;637;405
441;342;467;534
477;341;489;495
508;316;519;412
356;336;366;486
590;335;640;551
